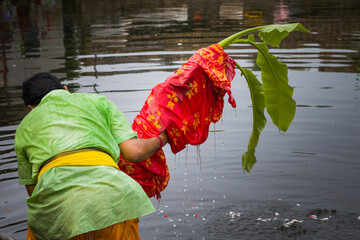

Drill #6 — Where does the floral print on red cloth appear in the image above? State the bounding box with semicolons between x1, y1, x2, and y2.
118;44;236;199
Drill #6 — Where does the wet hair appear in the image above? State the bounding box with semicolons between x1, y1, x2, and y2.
22;72;64;106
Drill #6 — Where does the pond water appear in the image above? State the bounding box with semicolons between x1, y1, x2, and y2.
1;0;360;239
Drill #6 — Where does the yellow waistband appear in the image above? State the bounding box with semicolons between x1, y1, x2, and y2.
38;149;119;180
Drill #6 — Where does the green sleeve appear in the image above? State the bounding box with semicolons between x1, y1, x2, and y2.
101;97;137;144
14;133;37;185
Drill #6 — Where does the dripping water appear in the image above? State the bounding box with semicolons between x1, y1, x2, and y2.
196;145;203;193
182;146;189;206
213;123;217;174
196;145;202;175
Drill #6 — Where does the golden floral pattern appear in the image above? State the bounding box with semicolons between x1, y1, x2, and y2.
118;44;236;199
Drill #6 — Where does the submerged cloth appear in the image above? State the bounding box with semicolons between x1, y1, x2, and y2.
27;218;141;240
118;44;236;199
15;90;155;239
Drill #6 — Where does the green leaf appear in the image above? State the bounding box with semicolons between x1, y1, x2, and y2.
253;42;296;132
217;23;309;171
235;64;267;172
258;23;311;47
248;34;256;43
242;151;257;173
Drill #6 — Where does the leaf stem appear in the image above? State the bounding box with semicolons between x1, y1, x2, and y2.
234;62;260;141
218;26;265;47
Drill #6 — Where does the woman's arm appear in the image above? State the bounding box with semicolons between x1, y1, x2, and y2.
119;131;168;162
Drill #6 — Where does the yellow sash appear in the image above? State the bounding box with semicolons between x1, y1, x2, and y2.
38;149;119;180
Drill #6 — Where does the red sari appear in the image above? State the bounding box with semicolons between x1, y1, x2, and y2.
118;44;236;199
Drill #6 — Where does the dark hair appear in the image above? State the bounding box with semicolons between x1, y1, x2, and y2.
22;72;64;106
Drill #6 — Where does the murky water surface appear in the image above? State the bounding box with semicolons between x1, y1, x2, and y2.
1;0;360;239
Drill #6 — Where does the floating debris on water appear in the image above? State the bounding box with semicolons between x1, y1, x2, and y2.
283;219;303;228
257;217;273;222
309;215;330;221
202;202;360;239
229;211;241;218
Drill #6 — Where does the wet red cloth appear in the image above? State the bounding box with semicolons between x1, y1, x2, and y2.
118;44;236;199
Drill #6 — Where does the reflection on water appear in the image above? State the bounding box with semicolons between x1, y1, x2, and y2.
1;0;360;239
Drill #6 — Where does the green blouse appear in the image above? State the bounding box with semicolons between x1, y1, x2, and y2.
14;90;155;239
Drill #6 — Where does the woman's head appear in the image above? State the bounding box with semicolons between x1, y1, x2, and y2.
22;72;64;106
